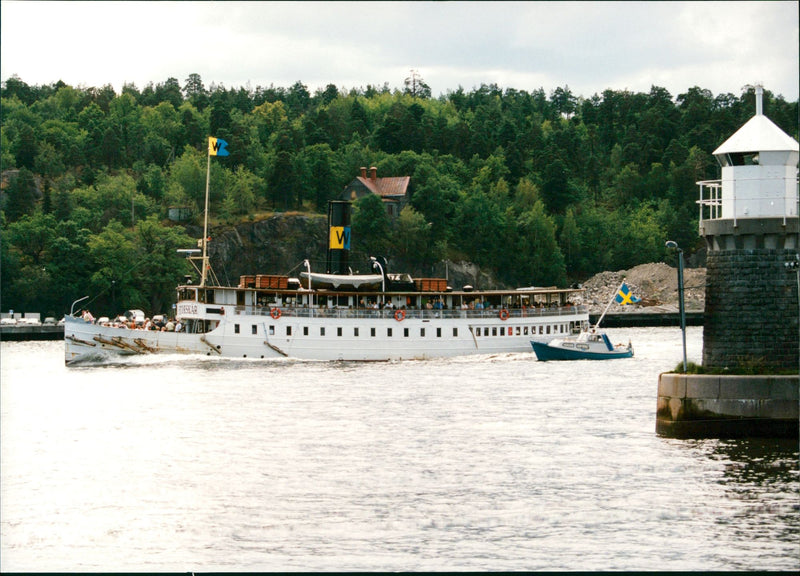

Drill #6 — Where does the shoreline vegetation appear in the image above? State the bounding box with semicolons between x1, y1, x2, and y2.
2;75;797;319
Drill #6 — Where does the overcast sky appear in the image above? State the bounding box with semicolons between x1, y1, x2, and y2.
1;1;798;101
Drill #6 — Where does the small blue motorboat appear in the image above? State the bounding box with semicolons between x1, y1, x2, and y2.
531;280;636;361
531;330;633;361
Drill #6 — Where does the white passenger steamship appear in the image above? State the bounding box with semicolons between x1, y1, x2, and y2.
65;201;587;364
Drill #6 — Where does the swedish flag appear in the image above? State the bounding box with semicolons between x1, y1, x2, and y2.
615;282;640;305
208;137;229;157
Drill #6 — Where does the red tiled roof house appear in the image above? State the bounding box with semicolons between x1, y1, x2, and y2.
342;166;410;217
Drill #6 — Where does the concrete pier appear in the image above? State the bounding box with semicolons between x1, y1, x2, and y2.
0;325;64;341
657;373;799;438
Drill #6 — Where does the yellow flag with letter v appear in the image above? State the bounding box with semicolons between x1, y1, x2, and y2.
208;136;229;157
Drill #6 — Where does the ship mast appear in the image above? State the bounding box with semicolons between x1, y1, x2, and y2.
201;144;211;287
199;137;229;287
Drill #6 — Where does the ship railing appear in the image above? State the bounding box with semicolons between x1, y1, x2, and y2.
234;304;587;321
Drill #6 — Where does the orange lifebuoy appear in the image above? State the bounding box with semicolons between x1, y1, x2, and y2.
499;308;509;321
270;307;281;319
394;309;405;321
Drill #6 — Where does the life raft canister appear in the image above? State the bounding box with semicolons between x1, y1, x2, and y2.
270;307;282;320
394;309;405;321
499;308;509;321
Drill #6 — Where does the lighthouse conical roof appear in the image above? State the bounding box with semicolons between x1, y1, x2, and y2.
713;114;799;155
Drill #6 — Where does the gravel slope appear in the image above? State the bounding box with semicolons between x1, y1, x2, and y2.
578;263;705;314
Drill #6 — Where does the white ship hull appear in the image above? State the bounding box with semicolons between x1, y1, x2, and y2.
65;302;588;364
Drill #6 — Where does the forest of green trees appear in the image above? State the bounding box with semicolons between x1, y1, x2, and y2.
1;73;797;317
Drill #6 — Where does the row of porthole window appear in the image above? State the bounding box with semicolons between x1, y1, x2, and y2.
234;323;567;338
476;324;567;337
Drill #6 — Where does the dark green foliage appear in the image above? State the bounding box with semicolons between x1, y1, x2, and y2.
351;194;391;259
3;167;38;220
1;74;797;318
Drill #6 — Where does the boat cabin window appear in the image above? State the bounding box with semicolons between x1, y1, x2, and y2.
234;324;240;334
371;328;376;337
252;325;258;335
387;327;393;337
269;325;275;335
320;327;325;336
286;326;291;336
178;288;198;301
404;328;409;337
453;328;458;337
337;327;342;337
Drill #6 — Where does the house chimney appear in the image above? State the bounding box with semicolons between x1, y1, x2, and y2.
369;166;377;181
755;83;763;116
360;166;367;179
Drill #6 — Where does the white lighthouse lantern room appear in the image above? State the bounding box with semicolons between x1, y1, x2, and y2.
698;85;799;225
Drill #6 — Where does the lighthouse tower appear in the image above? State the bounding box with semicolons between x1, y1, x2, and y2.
697;85;800;370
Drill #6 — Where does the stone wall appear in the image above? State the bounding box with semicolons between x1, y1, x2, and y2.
703;247;799;370
656;373;799;438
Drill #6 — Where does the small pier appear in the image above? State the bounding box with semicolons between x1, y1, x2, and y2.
591;311;704;327
0;324;64;341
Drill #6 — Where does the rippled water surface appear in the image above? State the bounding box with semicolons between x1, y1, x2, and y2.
2;327;798;571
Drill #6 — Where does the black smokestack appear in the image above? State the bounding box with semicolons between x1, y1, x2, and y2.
326;201;351;274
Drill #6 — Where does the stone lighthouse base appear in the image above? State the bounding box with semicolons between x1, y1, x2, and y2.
656;373;798;438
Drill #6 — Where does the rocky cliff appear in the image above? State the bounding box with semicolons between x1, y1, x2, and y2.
188;213;328;286
191;214;499;289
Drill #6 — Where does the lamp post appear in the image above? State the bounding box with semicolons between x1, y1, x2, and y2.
785;254;799;377
666;240;687;373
